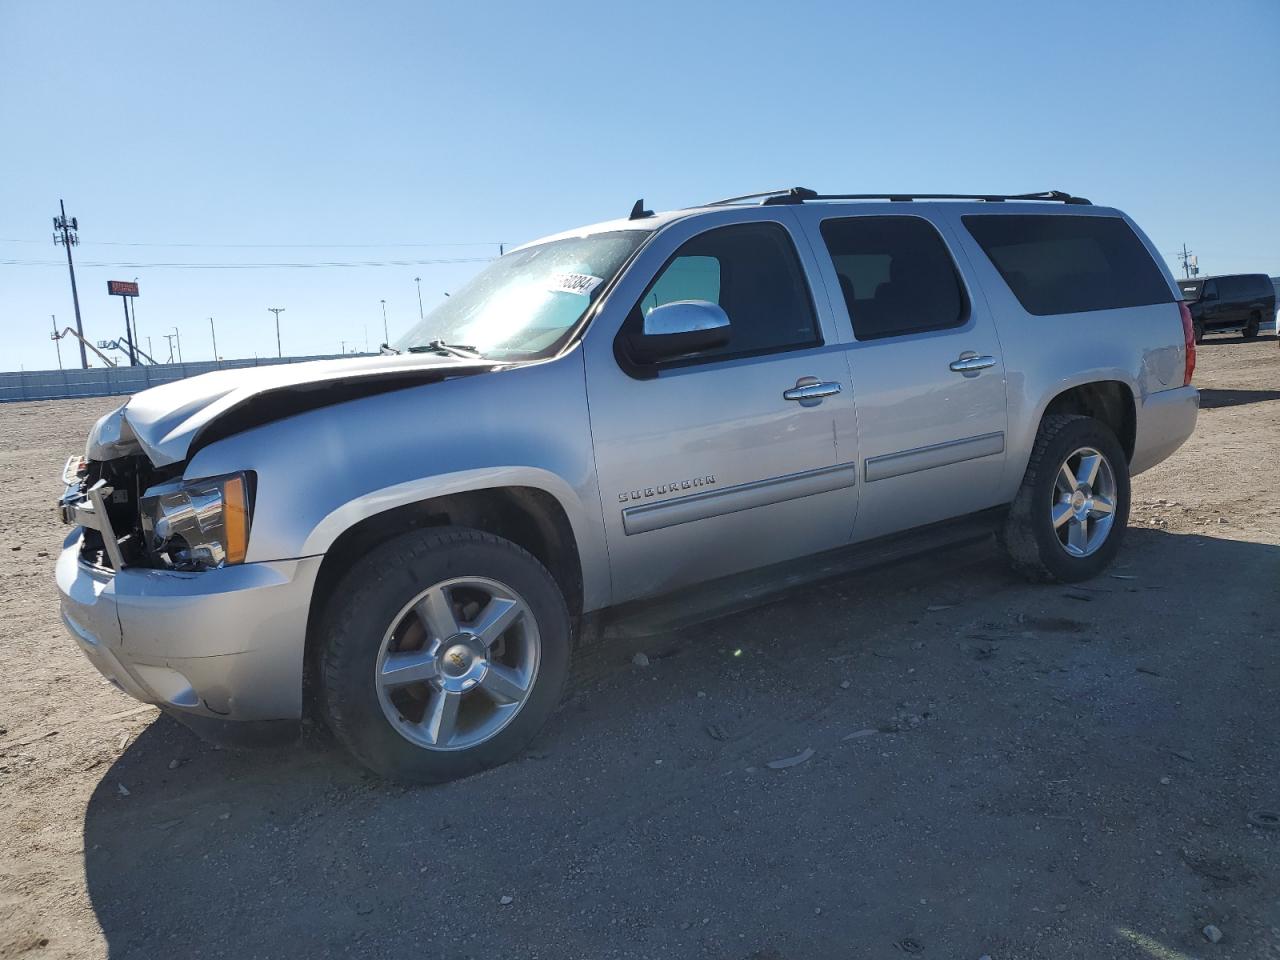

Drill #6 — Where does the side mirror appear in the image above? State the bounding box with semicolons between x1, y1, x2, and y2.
629;300;730;363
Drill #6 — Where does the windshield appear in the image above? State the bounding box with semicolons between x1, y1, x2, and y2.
394;230;650;359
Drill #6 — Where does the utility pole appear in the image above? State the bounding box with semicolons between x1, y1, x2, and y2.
163;331;177;363
1178;243;1199;279
172;326;183;363
147;336;154;359
52;200;88;369
380;299;389;345
414;277;424;320
209;317;219;362
340;339;347;355
51;315;63;369
268;307;286;357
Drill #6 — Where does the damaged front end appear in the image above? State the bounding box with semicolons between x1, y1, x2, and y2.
58;404;250;573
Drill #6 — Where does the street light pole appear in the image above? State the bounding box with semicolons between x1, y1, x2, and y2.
414;276;424;320
268;307;286;357
380;299;389;345
209;317;219;362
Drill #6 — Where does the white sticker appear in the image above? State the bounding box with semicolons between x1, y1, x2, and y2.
548;273;603;297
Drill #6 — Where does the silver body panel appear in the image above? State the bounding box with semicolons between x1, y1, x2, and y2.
57;199;1198;723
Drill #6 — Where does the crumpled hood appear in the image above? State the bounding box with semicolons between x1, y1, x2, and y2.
90;353;495;467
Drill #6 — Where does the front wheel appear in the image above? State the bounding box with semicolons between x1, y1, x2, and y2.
319;527;571;783
1002;415;1131;583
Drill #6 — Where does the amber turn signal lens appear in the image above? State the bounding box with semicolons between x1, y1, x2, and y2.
222;474;249;565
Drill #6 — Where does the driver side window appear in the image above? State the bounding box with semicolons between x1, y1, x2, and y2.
641;256;721;314
623;222;820;365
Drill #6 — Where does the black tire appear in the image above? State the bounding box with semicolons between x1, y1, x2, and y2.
1193;320;1205;344
1243;313;1260;339
319;526;571;783
1002;414;1131;583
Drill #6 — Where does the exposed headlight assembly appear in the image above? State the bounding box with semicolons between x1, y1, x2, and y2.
140;472;251;569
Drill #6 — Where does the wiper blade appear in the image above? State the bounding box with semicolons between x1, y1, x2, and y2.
408;340;482;358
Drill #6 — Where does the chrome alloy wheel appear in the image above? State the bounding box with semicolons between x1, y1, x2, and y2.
1051;446;1118;558
374;576;540;751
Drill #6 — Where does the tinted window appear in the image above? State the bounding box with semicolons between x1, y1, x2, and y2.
626;222;819;362
1218;274;1273;299
964;215;1173;316
1217;276;1246;299
819;216;966;340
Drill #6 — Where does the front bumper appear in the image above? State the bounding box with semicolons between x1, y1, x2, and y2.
56;529;322;722
1131;384;1200;476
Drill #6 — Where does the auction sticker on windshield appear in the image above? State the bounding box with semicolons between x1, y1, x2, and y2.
548;273;603;297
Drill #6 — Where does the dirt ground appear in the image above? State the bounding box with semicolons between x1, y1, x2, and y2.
1;335;1278;960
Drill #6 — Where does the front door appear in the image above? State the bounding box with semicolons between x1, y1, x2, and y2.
582;210;859;604
796;208;1009;542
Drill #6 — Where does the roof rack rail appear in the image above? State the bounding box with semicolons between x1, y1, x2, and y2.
704;187;1091;206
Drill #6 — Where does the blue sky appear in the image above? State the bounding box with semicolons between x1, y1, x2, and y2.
2;0;1277;371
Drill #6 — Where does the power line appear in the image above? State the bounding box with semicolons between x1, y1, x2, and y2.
0;256;493;270
0;237;506;249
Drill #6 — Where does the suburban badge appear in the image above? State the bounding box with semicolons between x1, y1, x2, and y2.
618;476;716;503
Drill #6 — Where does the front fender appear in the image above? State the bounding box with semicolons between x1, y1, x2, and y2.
300;466;608;608
183;352;611;611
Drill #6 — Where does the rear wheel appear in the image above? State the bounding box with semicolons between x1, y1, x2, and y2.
319;526;571;783
1002;415;1130;583
1243;312;1261;339
1193;320;1205;344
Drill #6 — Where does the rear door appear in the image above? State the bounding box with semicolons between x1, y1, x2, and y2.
795;207;1009;542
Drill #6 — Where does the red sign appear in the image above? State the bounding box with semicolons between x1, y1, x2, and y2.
107;280;139;297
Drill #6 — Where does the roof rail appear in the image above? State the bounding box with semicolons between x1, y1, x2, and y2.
703;187;1092;206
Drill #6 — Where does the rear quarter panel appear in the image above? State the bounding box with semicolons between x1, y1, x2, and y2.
939;206;1187;500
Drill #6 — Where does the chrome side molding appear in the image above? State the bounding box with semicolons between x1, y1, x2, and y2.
622;462;857;536
865;432;1005;483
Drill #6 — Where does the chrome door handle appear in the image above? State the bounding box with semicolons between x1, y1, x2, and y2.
783;378;842;405
949;353;997;373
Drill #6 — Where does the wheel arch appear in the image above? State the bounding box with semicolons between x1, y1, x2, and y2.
302;482;589;717
1040;379;1137;463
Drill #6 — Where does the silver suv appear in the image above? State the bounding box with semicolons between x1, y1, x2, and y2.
56;188;1199;782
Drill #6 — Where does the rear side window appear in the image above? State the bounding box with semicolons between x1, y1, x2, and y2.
963;214;1173;316
1218;276;1245;299
625;221;820;363
1217;274;1272;299
819;216;966;340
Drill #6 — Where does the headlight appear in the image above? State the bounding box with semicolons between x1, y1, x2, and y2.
140;472;251;569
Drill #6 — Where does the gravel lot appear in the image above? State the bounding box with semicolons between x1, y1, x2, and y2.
2;335;1278;960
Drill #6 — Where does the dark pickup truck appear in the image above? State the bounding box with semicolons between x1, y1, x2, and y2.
1179;273;1276;342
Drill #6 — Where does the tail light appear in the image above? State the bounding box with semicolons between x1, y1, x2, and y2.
1178;301;1196;385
